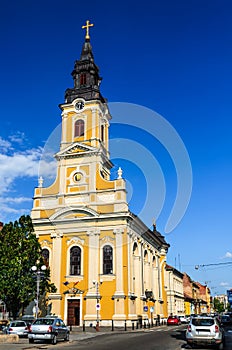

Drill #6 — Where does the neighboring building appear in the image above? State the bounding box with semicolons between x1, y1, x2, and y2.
196;282;211;314
165;264;185;316
183;273;212;315
215;294;228;310
31;22;169;326
183;273;200;315
226;289;232;308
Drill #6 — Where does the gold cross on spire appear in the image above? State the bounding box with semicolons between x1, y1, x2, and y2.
82;20;94;40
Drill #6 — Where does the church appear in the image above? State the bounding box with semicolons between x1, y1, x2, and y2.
31;21;170;327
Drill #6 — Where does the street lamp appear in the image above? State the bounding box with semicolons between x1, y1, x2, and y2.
31;265;46;319
93;280;103;331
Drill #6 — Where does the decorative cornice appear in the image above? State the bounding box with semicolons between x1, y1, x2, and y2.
86;229;100;236
50;232;63;239
113;228;124;235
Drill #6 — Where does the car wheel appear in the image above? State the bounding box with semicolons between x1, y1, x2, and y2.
65;332;69;341
51;334;57;345
186;341;193;349
29;339;34;344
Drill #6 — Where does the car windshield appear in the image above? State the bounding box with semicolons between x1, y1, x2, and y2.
192;318;214;326
34;318;54;325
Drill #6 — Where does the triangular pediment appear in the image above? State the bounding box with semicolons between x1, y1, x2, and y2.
55;142;97;158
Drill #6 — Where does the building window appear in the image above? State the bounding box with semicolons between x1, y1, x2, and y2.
101;125;104;141
103;245;113;274
70;246;81;275
74;119;84;137
144;250;148;262
133;242;138;255
42;248;49;267
80;73;86;86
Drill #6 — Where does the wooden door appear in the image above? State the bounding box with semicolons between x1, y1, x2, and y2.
67;299;80;326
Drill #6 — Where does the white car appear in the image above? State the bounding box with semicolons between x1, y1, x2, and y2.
179;316;189;324
186;316;225;349
5;320;28;337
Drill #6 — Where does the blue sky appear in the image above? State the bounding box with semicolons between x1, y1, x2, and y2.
1;0;232;295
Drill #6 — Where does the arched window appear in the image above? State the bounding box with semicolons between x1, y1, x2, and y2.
74;119;84;138
133;242;138;255
42;248;49;267
70;246;81;275
103;245;113;274
144;250;148;262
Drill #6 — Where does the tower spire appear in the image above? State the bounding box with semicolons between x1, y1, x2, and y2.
64;21;105;104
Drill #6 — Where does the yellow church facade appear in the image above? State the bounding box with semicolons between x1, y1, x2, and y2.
31;22;169;327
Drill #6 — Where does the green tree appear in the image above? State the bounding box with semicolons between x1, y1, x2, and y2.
213;298;225;314
0;215;56;319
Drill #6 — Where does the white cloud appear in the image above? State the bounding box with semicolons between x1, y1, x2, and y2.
0;197;32;204
9;131;27;145
39;161;57;179
0;147;57;193
0;136;12;153
0;149;41;192
220;282;229;287
0;136;58;221
222;252;232;259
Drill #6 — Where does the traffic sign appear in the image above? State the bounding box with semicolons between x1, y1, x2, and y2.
144;306;148;312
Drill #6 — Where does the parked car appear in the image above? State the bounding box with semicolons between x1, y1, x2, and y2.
167;315;181;326
28;316;69;344
21;315;36;327
180;315;189;324
186;315;225;349
220;315;231;327
4;320;28;337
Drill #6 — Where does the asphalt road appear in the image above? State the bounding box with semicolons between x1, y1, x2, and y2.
1;325;232;350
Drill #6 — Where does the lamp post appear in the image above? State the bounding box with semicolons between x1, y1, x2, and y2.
93;280;102;331
31;265;46;319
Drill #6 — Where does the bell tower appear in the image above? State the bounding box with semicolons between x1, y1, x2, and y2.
32;20;128;221
57;20;112;180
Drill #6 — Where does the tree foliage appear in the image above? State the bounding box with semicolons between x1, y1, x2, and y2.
0;215;56;318
213;297;225;314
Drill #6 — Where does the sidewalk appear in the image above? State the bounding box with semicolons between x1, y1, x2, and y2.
69;323;167;341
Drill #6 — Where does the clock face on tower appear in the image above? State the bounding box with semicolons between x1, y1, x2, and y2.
75;100;85;111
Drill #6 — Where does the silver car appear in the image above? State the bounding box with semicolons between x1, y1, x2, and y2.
186;316;225;349
5;320;28;337
28;317;69;344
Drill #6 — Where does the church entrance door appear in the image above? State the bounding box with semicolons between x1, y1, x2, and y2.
67;299;80;326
